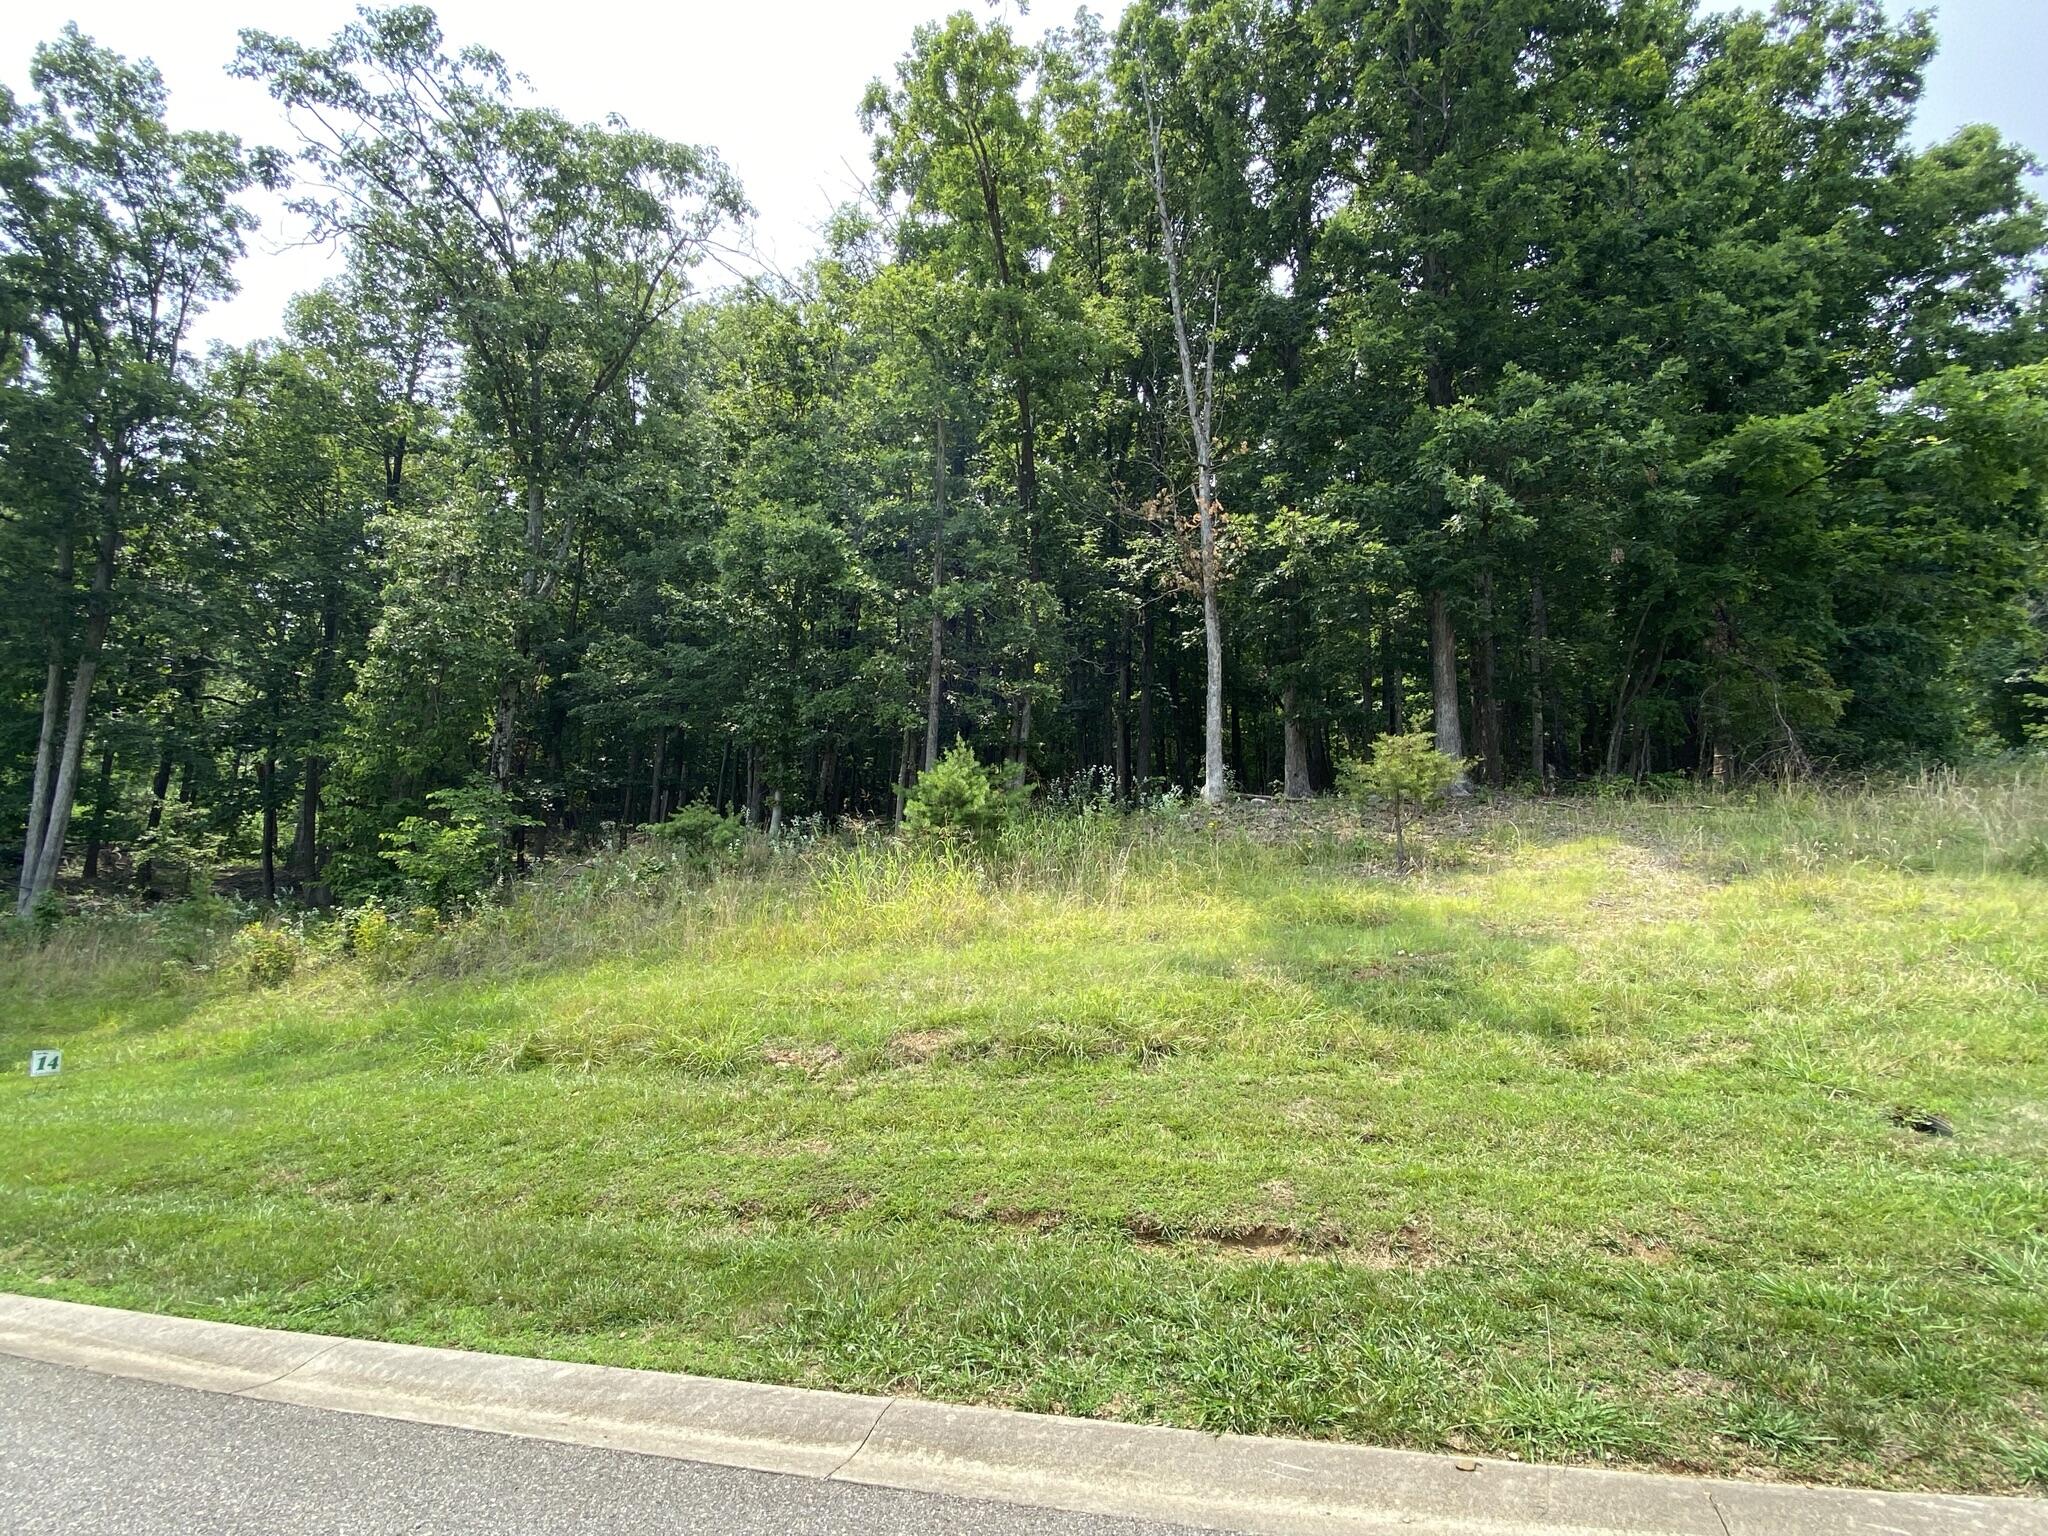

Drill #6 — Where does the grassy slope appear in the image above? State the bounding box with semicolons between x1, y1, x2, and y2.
3;776;2046;1493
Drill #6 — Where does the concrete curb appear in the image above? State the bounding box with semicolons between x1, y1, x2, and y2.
2;1294;2041;1535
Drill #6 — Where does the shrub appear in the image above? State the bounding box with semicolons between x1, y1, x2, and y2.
26;891;63;941
904;740;1021;845
378;784;531;913
227;921;304;986
644;800;747;867
337;899;396;958
1339;732;1466;873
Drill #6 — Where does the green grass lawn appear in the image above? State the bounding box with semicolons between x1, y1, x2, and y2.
4;774;2047;1493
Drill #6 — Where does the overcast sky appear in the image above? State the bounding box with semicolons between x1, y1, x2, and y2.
2;0;2040;350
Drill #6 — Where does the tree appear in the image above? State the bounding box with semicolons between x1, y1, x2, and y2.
863;11;1078;782
1134;33;1230;806
235;6;745;795
903;738;1019;844
1341;730;1464;874
3;27;269;915
7;2;2044;910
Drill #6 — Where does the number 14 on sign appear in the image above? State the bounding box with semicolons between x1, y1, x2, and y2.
28;1050;60;1077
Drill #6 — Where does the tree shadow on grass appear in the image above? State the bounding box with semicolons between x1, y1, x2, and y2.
1249;875;1591;1047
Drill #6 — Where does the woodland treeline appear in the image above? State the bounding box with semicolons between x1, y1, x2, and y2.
6;1;2048;912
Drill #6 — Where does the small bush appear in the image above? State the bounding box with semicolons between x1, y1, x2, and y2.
1339;732;1467;873
335;899;409;961
378;785;532;913
2002;829;2048;877
26;891;64;941
904;741;1021;845
227;921;305;986
644;800;747;867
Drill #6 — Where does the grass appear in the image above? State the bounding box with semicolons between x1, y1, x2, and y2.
3;767;2047;1493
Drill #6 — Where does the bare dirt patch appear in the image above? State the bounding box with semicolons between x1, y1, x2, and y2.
808;1189;875;1217
1667;1367;1738;1399
1123;1214;1352;1260
887;1029;961;1065
1352;1219;1440;1270
761;1042;843;1074
949;1197;1065;1232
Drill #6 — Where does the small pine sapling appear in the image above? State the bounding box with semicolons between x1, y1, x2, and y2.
903;740;1021;845
1340;732;1467;874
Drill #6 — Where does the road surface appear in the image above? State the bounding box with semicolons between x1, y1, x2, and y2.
0;1352;1204;1535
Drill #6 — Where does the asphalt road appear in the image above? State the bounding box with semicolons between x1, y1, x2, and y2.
0;1352;1204;1535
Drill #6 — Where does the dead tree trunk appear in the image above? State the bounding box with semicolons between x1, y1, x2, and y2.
1146;87;1227;807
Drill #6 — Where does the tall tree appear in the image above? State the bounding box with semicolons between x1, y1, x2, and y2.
863;12;1075;781
236;6;744;795
3;27;268;914
1134;28;1231;806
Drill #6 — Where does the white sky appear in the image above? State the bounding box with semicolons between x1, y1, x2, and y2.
0;1;1129;348
2;0;2039;351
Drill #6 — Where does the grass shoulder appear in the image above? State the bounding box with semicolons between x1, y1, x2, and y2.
4;767;2046;1493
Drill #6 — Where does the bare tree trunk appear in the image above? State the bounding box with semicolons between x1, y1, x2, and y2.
1428;590;1469;791
893;728;915;827
18;650;62;912
1710;737;1733;788
1146;87;1228;808
82;745;115;882
924;418;946;775
258;758;278;904
24;650;100;912
1393;791;1408;875
1475;572;1503;788
291;757;323;884
1136;590;1156;787
1281;681;1312;799
1528;577;1550;789
20;517;117;916
19;530;75;912
488;681;517;792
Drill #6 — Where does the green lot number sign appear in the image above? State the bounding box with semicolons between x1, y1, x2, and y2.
28;1050;60;1077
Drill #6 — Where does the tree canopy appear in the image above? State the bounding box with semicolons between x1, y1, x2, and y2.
5;1;2046;908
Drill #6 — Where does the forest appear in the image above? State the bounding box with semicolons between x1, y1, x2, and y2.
6;0;2047;916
